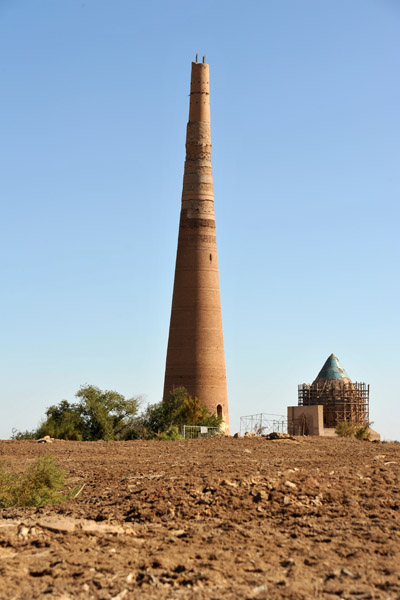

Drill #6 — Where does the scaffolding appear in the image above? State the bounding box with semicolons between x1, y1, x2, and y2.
298;381;369;427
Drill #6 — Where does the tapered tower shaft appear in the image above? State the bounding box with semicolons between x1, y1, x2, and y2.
163;58;229;431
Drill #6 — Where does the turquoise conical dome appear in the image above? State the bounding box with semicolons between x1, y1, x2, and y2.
313;354;351;384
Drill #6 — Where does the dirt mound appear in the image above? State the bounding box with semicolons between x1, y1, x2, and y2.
0;437;399;599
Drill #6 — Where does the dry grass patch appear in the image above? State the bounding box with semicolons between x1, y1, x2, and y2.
335;421;371;440
0;454;72;508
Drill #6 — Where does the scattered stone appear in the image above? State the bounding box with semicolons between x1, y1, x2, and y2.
18;525;30;538
252;490;268;503
252;584;268;594
0;521;19;531
220;479;238;488
36;435;53;443
36;517;136;536
340;568;359;579
265;432;295;440
284;481;297;490
169;529;186;538
326;567;360;580
112;590;128;600
81;521;125;535
281;559;295;567
37;518;76;534
233;432;241;438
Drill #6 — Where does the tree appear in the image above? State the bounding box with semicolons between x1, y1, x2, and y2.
33;386;139;441
36;400;83;440
179;394;221;427
11;385;220;441
138;387;222;439
75;385;139;441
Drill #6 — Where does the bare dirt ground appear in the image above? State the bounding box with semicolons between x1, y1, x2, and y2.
0;436;399;600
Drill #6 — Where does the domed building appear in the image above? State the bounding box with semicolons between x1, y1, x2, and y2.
297;354;369;428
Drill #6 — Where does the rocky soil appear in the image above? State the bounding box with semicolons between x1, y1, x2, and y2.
0;436;399;599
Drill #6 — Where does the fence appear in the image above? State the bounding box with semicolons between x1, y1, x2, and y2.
181;425;221;439
239;413;287;436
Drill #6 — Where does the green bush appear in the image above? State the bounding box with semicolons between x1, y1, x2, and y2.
355;423;371;440
335;421;372;440
0;455;70;508
138;387;222;440
11;428;37;440
11;385;221;442
36;400;84;440
156;426;184;441
13;386;140;441
335;422;358;437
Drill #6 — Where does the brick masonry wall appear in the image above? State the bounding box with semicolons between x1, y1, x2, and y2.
163;61;229;432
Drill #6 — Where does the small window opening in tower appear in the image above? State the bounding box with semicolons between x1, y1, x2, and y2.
217;404;223;418
209;253;212;262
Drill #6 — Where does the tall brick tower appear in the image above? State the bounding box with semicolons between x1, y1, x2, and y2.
163;56;229;432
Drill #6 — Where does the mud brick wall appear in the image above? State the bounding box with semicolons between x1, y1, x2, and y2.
287;406;324;436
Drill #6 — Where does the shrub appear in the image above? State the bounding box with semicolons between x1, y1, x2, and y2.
355;423;371;440
11;428;37;440
335;421;372;440
156;426;184;441
12;387;140;441
0;455;70;508
11;385;221;441
335;422;358;437
36;400;84;440
139;387;222;439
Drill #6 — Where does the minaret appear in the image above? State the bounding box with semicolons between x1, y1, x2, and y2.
163;56;229;432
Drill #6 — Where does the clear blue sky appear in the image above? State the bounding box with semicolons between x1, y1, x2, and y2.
1;0;399;439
